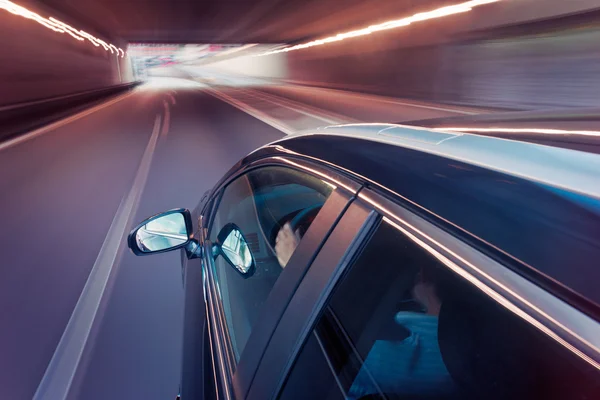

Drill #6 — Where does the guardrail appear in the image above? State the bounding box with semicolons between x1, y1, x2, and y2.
0;82;140;143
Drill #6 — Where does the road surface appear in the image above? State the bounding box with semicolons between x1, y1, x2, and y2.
0;77;481;399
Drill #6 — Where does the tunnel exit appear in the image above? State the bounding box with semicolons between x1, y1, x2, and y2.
127;43;288;87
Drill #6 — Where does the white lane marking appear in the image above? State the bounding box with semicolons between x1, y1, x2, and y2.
33;114;163;400
249;88;358;123
162;100;171;137
168;93;177;105
287;84;479;115
206;88;295;135
240;88;349;125
0;90;137;152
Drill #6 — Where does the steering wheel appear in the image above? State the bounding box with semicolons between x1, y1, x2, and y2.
288;204;322;237
270;204;323;247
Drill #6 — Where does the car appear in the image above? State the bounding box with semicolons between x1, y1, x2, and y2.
128;123;600;400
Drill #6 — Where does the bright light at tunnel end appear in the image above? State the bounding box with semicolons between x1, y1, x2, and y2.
0;0;124;57
262;0;500;55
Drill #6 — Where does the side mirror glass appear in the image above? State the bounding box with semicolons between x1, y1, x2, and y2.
215;223;255;277
128;209;192;256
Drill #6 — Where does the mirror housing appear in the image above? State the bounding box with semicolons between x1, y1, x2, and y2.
128;208;193;256
214;223;255;278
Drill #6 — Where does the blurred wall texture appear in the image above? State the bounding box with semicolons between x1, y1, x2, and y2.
0;3;130;107
281;1;600;110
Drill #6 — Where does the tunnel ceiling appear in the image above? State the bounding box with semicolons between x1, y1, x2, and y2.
38;0;451;44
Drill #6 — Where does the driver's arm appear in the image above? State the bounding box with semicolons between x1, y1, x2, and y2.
274;222;301;268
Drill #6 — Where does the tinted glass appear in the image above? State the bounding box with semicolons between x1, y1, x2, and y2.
280;219;600;399
209;166;333;363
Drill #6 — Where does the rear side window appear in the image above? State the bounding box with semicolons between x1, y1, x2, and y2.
279;219;599;399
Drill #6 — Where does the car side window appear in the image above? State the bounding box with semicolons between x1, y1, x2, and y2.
279;219;600;400
208;166;333;364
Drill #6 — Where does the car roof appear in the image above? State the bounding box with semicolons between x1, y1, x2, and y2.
402;110;600;155
260;124;600;316
304;123;600;199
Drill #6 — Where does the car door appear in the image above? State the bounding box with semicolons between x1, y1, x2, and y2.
189;157;360;399
250;188;600;399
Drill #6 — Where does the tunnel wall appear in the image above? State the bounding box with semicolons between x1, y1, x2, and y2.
442;27;600;109
0;4;130;107
285;25;600;110
281;3;600;110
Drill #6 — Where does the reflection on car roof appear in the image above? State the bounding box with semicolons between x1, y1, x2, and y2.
283;124;600;200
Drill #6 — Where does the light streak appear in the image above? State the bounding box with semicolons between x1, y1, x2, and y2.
262;0;499;55
0;0;62;32
0;0;124;57
95;38;111;51
439;127;600;137
77;30;101;47
48;17;84;41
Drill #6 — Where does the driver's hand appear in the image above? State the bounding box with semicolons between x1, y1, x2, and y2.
275;222;301;268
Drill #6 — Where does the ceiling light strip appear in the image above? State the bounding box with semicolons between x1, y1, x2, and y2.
263;0;499;55
0;0;124;57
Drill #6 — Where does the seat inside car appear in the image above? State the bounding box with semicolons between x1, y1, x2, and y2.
437;288;531;399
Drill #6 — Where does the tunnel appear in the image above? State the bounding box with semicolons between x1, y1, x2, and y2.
2;0;600;399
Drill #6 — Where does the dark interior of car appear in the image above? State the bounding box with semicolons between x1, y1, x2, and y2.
281;220;600;400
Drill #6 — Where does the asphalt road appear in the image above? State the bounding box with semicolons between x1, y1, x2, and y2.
0;78;480;399
0;81;284;399
256;84;484;122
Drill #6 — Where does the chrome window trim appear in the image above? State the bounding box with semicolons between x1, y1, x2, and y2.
358;189;600;371
203;241;235;399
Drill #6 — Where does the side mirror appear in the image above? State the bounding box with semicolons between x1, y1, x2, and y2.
214;223;255;277
128;209;193;256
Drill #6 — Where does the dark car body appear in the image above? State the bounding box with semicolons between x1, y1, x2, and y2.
130;124;600;399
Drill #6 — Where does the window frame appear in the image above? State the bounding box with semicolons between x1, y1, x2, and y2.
201;156;361;399
257;187;600;400
248;197;379;400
